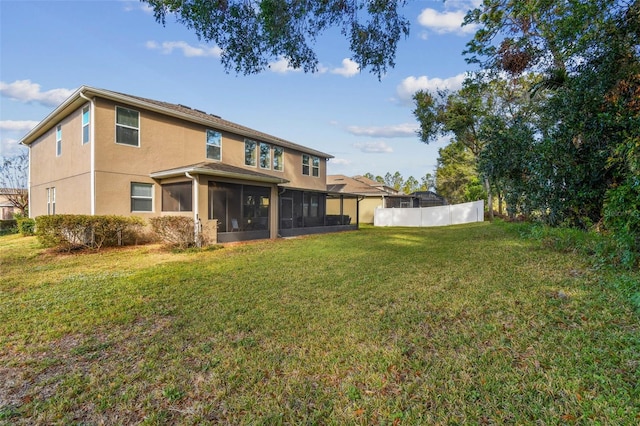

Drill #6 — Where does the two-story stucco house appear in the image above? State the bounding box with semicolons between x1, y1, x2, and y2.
20;86;358;243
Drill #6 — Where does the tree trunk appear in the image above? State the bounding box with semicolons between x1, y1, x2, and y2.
484;176;493;221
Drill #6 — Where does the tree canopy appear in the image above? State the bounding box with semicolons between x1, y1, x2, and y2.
143;0;409;79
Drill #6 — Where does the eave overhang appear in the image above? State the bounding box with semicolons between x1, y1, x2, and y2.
150;162;289;185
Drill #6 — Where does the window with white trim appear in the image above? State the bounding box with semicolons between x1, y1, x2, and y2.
206;130;221;160
131;183;153;212
273;146;284;172
302;154;310;175
245;139;257;167
259;142;271;169
82;106;90;144
115;106;139;146
312;156;320;177
56;125;62;156
47;187;56;215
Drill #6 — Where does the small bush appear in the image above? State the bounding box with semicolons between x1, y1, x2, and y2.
149;216;199;249
0;220;17;235
36;215;145;251
16;217;35;236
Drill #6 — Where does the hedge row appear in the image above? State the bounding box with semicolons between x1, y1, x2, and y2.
149;216;200;249
36;215;145;251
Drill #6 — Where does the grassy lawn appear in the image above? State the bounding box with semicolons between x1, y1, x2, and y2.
1;223;638;424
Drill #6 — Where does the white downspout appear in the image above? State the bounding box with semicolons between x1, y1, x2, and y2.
185;172;200;246
79;92;95;215
26;144;31;218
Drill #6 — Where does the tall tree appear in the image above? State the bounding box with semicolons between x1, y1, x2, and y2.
434;141;481;204
402;176;419;194
143;0;410;79
383;171;404;191
0;152;29;215
413;79;497;218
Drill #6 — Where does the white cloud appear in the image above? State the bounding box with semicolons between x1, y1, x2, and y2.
395;73;466;104
121;0;153;14
353;141;393;154
0;80;74;107
0;120;39;132
329;158;352;166
417;1;479;35
330;58;360;77
346;123;418;138
146;40;222;58
268;57;302;74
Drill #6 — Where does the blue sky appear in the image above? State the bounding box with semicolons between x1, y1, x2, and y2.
1;0;480;180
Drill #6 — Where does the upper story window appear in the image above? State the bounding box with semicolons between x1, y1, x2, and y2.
206;130;221;160
56;125;62;156
245;139;257;167
273;146;284;172
302;154;310;175
302;154;320;177
259;142;271;169
82;106;90;144
115;106;140;147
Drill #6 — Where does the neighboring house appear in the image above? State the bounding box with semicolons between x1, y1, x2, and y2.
328;175;448;223
384;191;448;209
0;188;24;220
20;86;358;243
327;175;399;224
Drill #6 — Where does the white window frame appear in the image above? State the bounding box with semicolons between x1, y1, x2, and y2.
56;125;62;156
302;154;310;176
312;156;320;177
131;182;153;212
115;106;140;147
47;187;56;215
82;105;90;144
245;139;257;167
259;142;271;170
273;146;284;172
206;129;222;161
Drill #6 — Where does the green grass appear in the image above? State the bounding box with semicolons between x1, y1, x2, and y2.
1;224;638;425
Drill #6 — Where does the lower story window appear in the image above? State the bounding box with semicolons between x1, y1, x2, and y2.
131;182;153;212
162;181;192;212
47;187;56;215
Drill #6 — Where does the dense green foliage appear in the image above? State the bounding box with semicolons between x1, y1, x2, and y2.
143;0;409;79
411;0;640;267
16;215;35;236
36;214;145;251
1;225;638;423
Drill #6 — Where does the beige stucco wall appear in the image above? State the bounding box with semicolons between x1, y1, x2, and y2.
92;98;327;191
28;104;92;217
359;197;384;224
30;95;329;235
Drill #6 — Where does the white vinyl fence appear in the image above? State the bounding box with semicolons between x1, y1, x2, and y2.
374;200;485;227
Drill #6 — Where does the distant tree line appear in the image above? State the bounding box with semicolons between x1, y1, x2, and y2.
363;171;436;196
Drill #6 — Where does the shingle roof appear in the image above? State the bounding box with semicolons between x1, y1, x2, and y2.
327;175;391;196
20;86;334;159
150;161;289;184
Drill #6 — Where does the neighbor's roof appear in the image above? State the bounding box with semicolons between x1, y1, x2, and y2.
19;86;333;159
327;175;392;196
